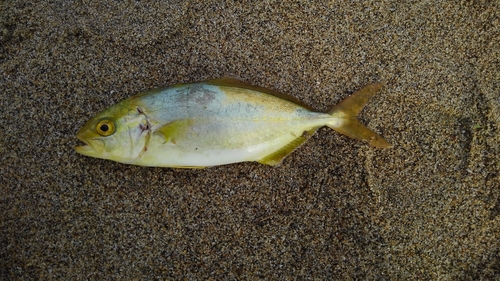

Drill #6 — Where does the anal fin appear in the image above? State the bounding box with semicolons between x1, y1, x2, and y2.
257;129;318;166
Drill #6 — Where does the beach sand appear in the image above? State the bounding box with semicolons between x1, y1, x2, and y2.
1;0;499;279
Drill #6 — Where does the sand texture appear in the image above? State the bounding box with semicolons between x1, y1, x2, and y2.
1;0;499;279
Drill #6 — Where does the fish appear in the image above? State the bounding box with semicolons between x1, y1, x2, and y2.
75;78;391;168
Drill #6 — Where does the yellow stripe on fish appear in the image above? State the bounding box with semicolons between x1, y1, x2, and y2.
75;78;391;168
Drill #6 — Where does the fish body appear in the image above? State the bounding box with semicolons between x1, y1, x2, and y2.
75;78;391;168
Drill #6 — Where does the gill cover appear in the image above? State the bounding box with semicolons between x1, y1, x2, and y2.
75;101;151;164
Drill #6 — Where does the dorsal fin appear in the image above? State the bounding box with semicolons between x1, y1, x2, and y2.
257;128;318;166
206;77;313;110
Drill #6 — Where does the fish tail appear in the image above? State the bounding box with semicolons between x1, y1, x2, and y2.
326;83;392;148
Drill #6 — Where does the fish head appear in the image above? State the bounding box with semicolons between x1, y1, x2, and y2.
75;99;150;164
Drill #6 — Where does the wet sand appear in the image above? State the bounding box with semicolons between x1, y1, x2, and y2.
1;1;499;279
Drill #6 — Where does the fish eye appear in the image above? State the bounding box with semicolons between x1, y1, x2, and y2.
96;119;115;136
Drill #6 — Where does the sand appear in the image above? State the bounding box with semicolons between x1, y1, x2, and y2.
1;0;499;279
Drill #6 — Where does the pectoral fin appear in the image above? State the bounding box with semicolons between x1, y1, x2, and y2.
154;119;194;144
257;129;318;166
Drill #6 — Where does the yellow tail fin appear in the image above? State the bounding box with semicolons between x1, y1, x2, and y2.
327;83;392;148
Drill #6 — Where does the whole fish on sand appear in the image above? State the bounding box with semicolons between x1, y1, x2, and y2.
75;78;391;168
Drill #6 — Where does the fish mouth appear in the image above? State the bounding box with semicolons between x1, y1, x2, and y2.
75;134;94;155
74;132;103;156
75;144;95;155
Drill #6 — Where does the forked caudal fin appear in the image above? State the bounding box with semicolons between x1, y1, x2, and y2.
327;83;392;148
